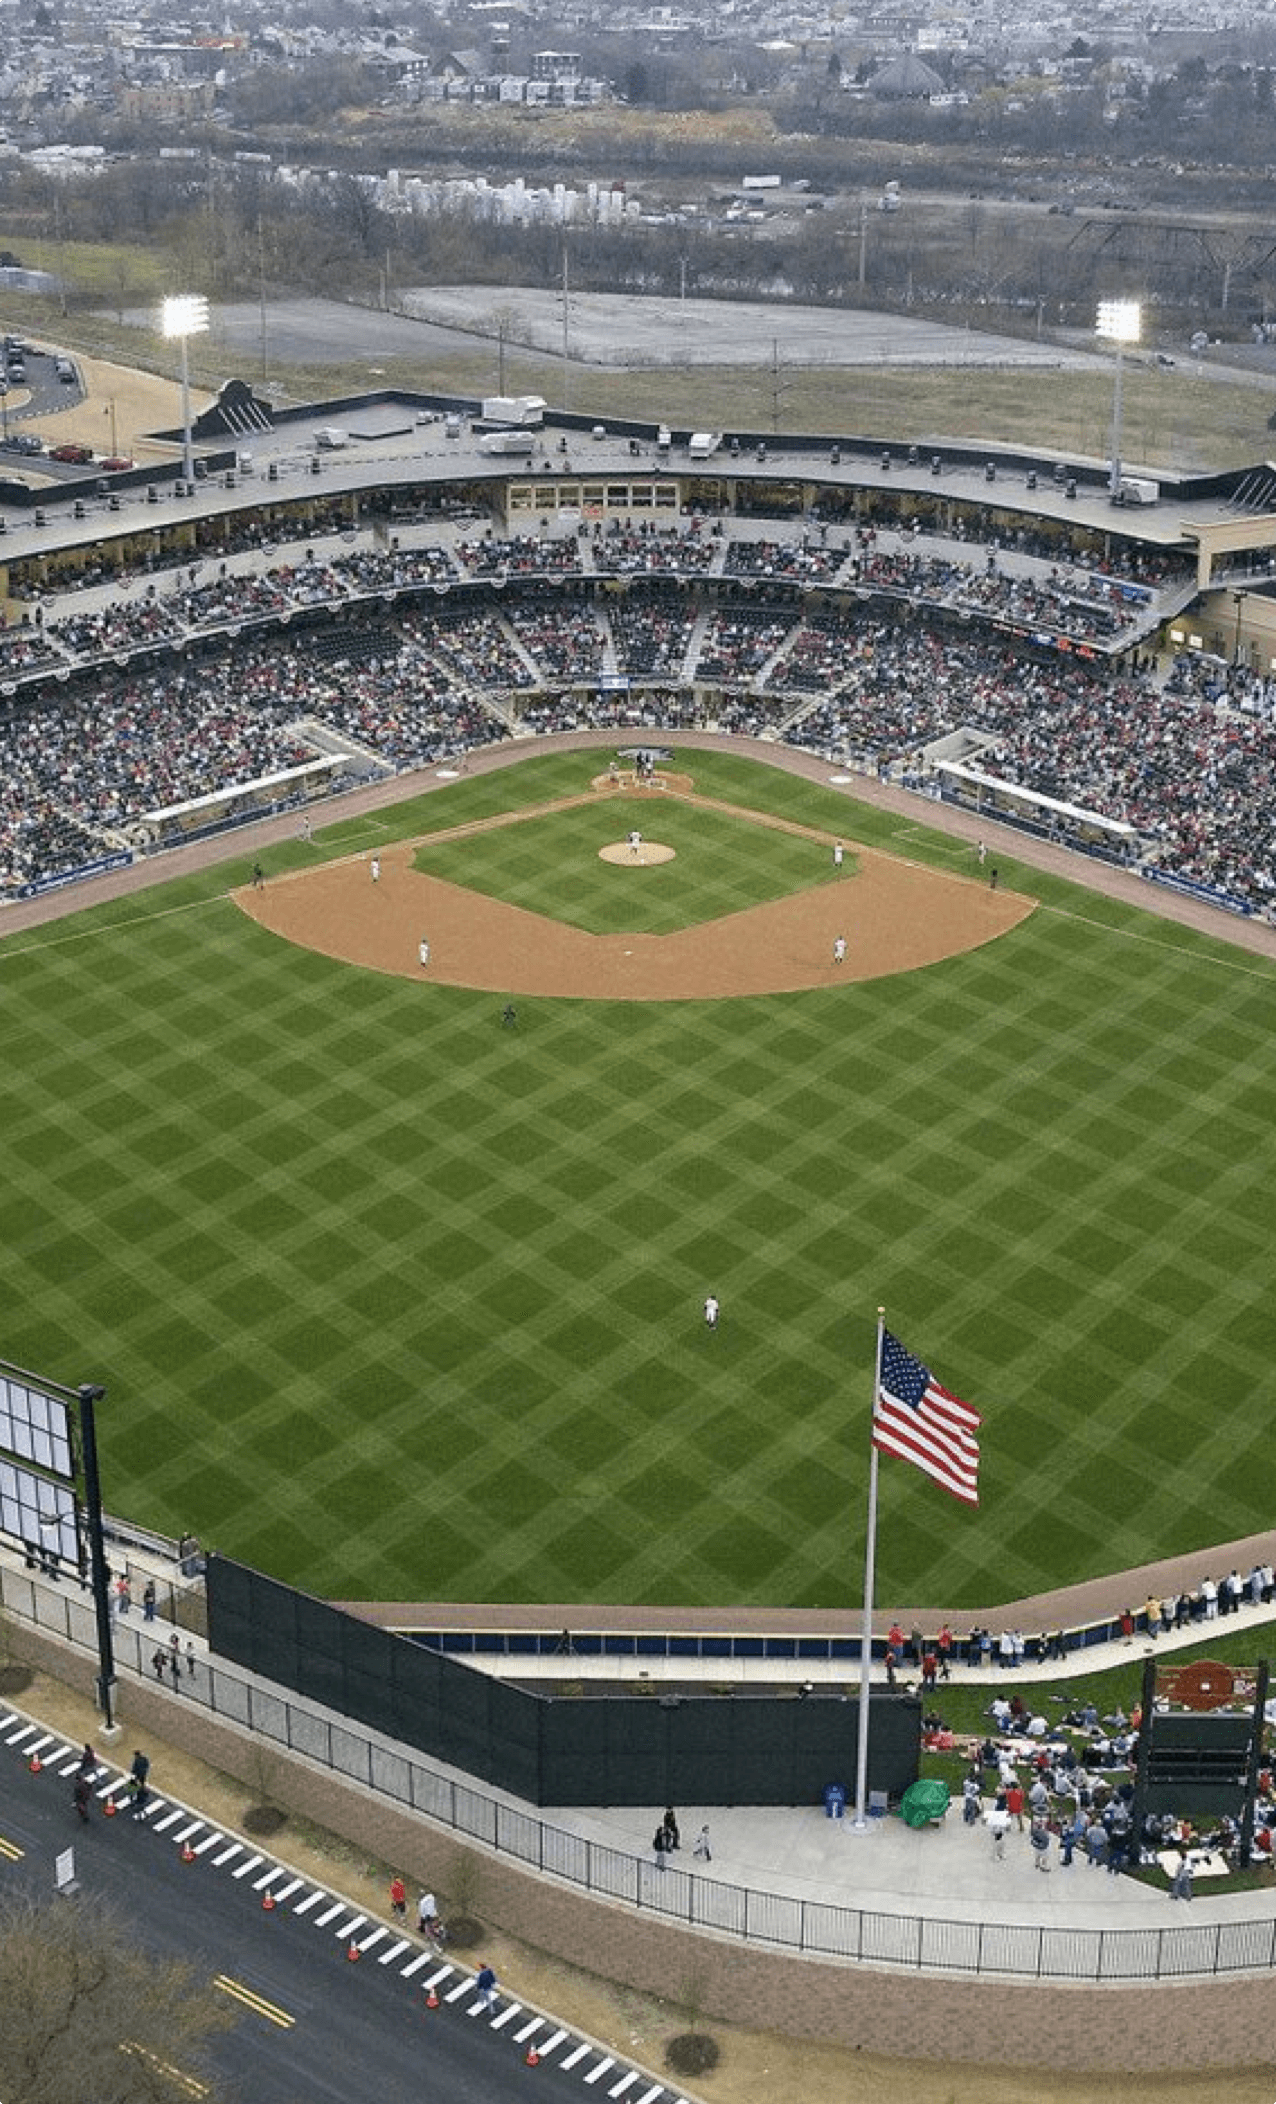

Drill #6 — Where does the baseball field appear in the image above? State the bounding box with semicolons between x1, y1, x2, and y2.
3;742;1274;1612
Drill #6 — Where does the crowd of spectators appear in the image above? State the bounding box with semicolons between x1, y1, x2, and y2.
2;505;1274;912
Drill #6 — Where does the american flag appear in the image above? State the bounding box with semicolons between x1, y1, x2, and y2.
873;1329;982;1506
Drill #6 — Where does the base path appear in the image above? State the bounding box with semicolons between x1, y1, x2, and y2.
235;781;1032;999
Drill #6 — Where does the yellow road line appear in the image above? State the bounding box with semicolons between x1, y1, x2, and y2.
121;2040;210;2096
0;1835;24;1861
213;1974;296;2028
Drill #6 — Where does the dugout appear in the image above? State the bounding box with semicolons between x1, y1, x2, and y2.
207;1556;919;1809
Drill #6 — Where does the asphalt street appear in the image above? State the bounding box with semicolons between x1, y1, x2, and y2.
0;1711;687;2104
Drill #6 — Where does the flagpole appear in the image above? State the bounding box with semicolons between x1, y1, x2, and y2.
851;1306;887;1830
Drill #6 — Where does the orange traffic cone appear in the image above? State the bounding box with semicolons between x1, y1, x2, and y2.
425;1988;440;2011
180;1841;196;1864
347;1940;361;1963
103;1797;118;1818
525;2044;540;2067
28;1754;41;1774
262;1890;276;1911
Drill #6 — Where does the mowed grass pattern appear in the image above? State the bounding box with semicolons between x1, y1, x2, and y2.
2;747;1275;1609
414;798;839;934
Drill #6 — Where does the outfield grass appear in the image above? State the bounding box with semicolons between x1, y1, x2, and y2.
3;746;1275;1611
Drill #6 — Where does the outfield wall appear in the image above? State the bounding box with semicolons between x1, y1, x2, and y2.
206;1554;920;1809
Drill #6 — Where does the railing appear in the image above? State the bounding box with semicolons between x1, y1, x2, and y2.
4;1563;1273;1984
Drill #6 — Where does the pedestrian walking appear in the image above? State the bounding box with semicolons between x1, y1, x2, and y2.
475;1963;498;2011
833;840;844;869
76;1742;96;1779
832;935;847;965
142;1579;157;1622
652;1826;668;1871
417;1891;443;1940
661;1808;680;1852
989;866;999;890
692;1824;712;1861
370;855;381;883
1030;1821;1052;1872
151;1647;167;1681
251;862;264;890
114;1575;131;1616
703;1293;719;1331
169;1650;182;1688
73;1775;91;1823
128;1749;150;1812
418;937;430;970
185;1640;196;1678
1170;1856;1194;1901
389;1874;406;1919
985;1806;1010;1860
977;840;987;866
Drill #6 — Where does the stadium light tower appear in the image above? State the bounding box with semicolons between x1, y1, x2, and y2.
1096;298;1140;500
161;293;209;484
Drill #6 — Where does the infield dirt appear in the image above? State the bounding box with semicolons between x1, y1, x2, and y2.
235;779;1032;997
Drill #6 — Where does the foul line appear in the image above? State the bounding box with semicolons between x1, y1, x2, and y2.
0;890;235;965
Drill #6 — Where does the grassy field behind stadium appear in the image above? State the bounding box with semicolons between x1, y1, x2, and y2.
2;745;1274;1612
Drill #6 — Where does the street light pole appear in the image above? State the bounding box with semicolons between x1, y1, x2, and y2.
77;1384;118;1734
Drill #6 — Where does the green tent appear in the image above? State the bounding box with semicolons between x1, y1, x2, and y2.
900;1778;950;1828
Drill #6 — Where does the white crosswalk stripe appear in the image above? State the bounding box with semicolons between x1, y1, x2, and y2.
398;1950;435;1979
292;1890;328;1916
231;1853;264;1880
538;2029;569;2058
608;2072;641;2098
313;1901;345;1927
377;1937;411;1965
211;1842;244;1868
583;2056;616;2085
513;2017;543;2044
560;2042;593;2071
489;2002;523;2031
445;1978;474;2004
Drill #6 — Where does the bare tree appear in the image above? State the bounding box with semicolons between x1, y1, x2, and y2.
0;1892;235;2104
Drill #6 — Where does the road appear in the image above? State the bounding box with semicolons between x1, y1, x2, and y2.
0;1707;689;2104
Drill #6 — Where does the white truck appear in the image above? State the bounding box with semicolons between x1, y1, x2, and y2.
1116;476;1159;505
314;426;350;449
688;431;723;460
480;395;546;428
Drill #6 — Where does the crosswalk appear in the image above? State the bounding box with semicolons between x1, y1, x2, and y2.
0;1709;694;2102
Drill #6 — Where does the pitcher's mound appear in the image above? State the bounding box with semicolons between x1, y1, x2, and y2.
599;841;676;867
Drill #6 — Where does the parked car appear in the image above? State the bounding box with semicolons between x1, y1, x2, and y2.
48;442;93;464
1;432;43;454
99;455;134;472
